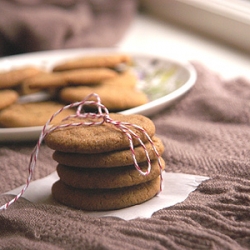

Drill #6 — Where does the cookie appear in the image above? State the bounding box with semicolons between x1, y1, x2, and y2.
52;176;161;211
62;68;118;85
53;136;164;168
57;158;165;189
23;72;67;90
59;85;148;111
45;113;156;153
53;54;131;72
0;101;75;128
0;66;43;89
0;90;19;110
25;68;118;90
101;70;137;88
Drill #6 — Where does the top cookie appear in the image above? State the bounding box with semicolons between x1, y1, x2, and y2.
52;54;131;72
45;113;156;153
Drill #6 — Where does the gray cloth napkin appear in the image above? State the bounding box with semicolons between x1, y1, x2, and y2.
0;62;250;249
0;0;137;56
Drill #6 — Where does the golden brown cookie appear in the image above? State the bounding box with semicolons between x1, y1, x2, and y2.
59;85;148;111
23;72;67;90
0;101;75;128
0;66;44;89
52;54;131;72
25;68;118;90
62;68;118;85
53;136;164;168
45;113;156;153
57;158;165;189
52;176;161;211
0;90;19;110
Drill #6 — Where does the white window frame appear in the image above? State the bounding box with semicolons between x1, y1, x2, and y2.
140;0;250;52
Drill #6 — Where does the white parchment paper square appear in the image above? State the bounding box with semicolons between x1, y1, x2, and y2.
5;171;209;220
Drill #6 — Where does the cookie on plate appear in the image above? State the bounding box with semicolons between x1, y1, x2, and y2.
0;90;19;110
62;68;118;85
0;101;75;127
59;85;148;111
56;158;165;189
0;66;44;89
25;68;118;90
52;176;161;211
45;113;156;153
52;136;164;168
52;54;131;72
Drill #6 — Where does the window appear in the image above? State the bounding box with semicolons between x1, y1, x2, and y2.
140;0;250;52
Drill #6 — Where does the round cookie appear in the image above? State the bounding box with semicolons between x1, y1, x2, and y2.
0;101;75;128
23;72;67;90
59;85;148;111
53;137;164;168
62;68;118;85
45;113;156;153
52;54;131;72
0;90;19;110
0;66;43;89
25;68;118;90
52;176;161;211
57;158;165;189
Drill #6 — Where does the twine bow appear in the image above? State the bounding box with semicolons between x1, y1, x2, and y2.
0;93;163;210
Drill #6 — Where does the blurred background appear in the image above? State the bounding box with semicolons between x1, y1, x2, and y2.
0;0;249;79
140;0;250;53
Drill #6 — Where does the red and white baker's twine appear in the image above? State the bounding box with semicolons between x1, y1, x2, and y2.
0;93;163;210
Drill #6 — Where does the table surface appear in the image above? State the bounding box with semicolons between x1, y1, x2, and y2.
118;13;250;80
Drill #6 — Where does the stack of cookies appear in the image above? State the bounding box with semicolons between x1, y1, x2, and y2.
45;113;165;211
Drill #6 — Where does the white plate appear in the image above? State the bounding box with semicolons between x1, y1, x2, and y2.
0;48;196;142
